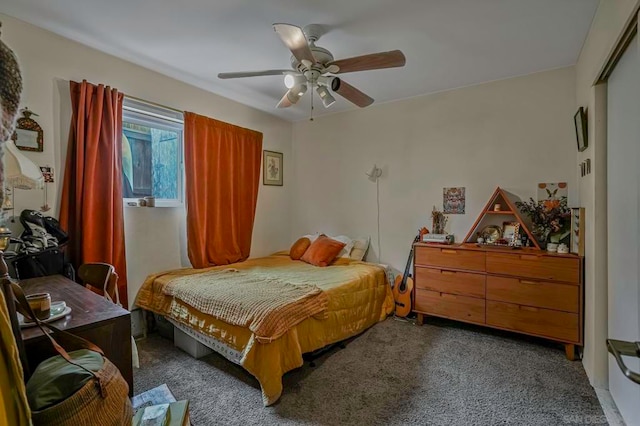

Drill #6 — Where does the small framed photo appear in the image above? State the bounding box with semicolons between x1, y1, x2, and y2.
263;150;283;186
502;221;520;243
574;107;588;152
40;166;54;183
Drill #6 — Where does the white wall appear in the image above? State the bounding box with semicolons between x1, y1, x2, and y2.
0;14;293;307
575;0;640;390
292;67;577;273
607;33;640;423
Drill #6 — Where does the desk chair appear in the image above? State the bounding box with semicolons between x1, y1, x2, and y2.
78;263;119;304
78;262;139;368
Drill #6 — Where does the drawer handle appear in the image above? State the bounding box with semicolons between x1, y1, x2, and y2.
520;280;538;285
441;249;457;254
441;270;456;275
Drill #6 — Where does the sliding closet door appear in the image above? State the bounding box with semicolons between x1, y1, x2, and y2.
607;34;640;424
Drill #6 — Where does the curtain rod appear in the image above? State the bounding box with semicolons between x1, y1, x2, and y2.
124;94;184;115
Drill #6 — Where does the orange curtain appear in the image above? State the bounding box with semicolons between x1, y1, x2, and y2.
184;112;263;268
59;80;128;308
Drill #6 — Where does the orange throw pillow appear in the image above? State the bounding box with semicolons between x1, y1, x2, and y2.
290;237;311;260
301;235;346;267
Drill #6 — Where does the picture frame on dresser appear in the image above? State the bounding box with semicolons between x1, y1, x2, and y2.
502;222;520;243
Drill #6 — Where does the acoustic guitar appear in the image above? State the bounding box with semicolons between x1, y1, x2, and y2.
393;234;421;318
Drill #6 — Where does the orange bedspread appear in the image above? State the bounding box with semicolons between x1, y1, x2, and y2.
135;253;394;405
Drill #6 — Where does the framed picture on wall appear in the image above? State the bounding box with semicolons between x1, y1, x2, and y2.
574;107;588;152
12;109;44;152
263;150;283;186
571;207;585;256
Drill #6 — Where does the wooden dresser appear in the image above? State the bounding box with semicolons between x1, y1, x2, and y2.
413;243;583;360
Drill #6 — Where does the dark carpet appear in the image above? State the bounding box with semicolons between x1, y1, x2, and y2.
133;317;606;425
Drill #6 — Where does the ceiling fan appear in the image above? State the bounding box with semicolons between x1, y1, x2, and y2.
218;23;406;110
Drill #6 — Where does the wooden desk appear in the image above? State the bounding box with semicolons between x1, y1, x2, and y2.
20;275;133;395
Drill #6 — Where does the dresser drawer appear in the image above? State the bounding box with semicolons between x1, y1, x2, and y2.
415;267;485;298
415;289;485;324
486;252;580;284
486;276;579;312
486;301;579;343
414;246;485;272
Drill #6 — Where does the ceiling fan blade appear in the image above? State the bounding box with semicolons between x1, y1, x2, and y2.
328;50;406;74
273;23;316;64
331;78;374;108
218;70;292;79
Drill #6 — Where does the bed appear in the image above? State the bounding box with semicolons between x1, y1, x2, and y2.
135;251;394;405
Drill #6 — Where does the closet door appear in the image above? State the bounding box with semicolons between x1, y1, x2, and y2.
607;34;640;424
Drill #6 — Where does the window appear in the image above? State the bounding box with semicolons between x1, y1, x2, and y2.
122;97;183;206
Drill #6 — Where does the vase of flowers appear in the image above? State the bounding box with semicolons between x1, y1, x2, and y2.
515;196;571;248
432;206;448;234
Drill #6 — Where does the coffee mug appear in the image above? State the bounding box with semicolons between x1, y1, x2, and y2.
26;293;51;321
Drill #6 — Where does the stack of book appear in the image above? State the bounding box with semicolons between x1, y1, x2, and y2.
132;400;189;426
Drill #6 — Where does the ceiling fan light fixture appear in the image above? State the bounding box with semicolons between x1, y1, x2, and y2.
284;73;305;89
277;83;307;108
293;83;307;97
316;86;336;108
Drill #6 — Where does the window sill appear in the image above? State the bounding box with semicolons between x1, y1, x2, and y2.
124;199;183;208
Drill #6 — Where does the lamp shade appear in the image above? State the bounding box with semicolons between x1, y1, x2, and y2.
4;140;42;189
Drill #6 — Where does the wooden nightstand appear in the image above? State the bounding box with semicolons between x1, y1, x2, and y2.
20;275;133;395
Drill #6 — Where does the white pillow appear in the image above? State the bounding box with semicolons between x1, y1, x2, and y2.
302;233;320;243
350;237;370;261
329;235;354;258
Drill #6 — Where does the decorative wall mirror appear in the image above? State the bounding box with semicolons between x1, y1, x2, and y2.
12;108;43;152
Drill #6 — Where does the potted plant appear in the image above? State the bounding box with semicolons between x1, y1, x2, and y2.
515;196;571;248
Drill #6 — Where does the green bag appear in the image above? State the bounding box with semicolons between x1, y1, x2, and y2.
26;349;104;411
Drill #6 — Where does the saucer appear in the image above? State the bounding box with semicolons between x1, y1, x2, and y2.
19;306;72;328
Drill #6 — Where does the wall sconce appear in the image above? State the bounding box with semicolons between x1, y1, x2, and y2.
366;165;382;183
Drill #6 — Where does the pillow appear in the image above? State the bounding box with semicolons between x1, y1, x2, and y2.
290;237;311;260
301;235;346;267
329;235;355;258
302;233;320;243
350;237;370;261
300;233;353;258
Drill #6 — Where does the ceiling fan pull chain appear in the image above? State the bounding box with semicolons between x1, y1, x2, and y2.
310;86;314;121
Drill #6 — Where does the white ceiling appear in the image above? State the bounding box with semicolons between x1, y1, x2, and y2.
1;0;598;122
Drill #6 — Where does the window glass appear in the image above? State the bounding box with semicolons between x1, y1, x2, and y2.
122;98;183;204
